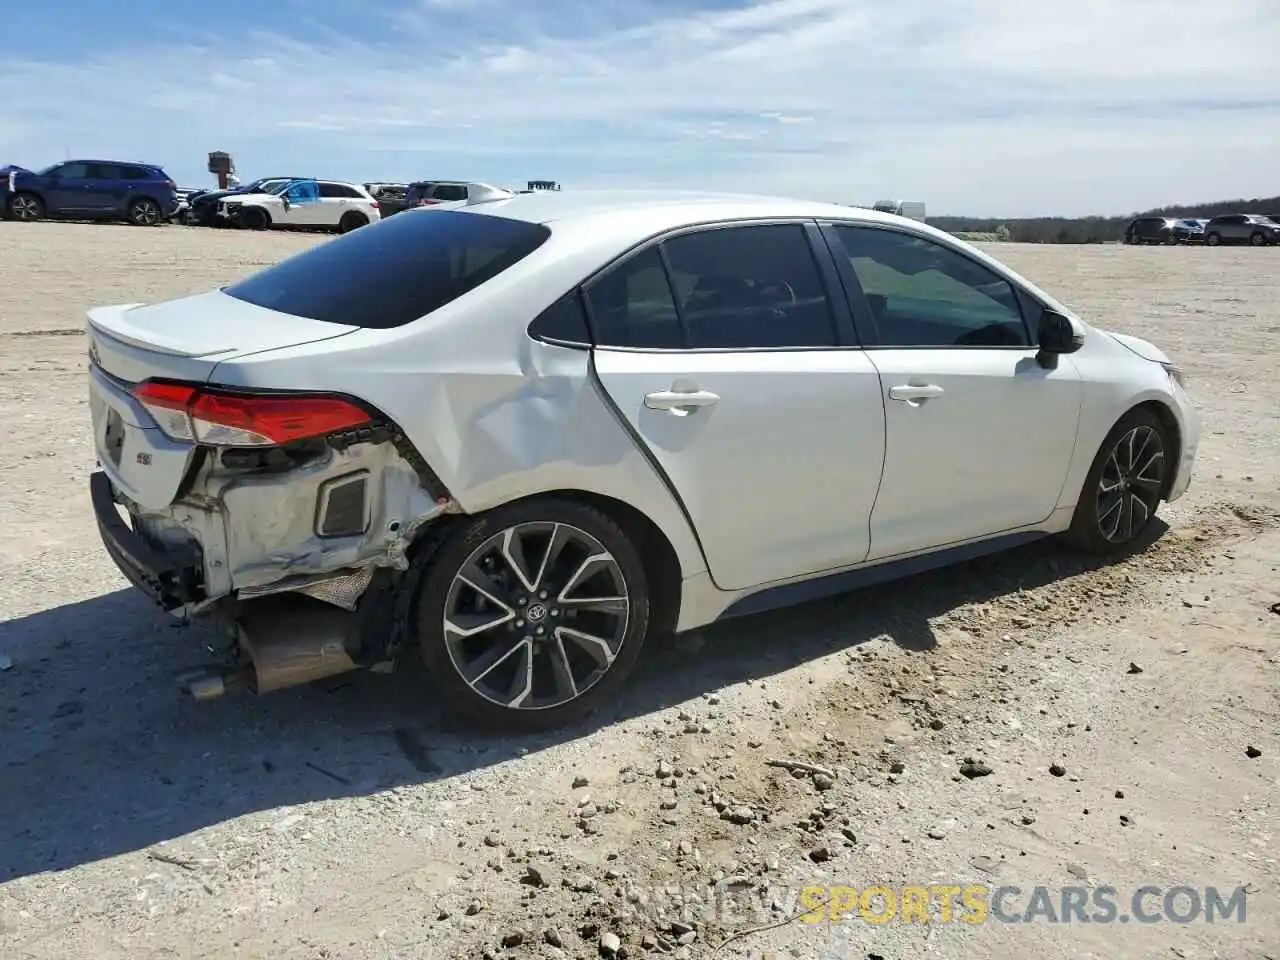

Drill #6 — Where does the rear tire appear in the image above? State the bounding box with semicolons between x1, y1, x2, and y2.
1065;408;1170;556
6;192;44;221
338;211;368;234
407;498;651;732
127;197;163;226
1206;232;1221;246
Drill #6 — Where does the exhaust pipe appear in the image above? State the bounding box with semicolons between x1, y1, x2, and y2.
237;595;361;694
186;595;362;700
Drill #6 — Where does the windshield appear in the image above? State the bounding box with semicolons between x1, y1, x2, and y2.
224;210;552;328
1248;215;1276;224
263;180;295;195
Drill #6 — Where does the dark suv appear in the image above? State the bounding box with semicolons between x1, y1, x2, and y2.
1122;216;1191;245
1202;214;1280;247
2;160;179;225
404;180;471;207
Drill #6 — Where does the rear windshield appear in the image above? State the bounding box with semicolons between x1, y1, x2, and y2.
223;210;551;328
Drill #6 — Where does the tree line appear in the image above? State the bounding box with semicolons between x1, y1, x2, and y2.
929;195;1280;244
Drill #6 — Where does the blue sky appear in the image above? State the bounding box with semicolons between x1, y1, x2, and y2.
2;0;1278;216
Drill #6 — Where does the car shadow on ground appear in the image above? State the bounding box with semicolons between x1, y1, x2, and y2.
0;522;1165;882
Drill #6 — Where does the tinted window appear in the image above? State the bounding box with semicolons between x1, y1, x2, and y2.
225;210;551;329
432;184;468;202
585;246;684;349
528;291;591;346
117;165;150;180
834;226;1029;348
53;162;92;179
660;224;836;349
318;182;361;198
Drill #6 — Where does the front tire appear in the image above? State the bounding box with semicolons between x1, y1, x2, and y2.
238;207;270;230
7;192;44;221
409;499;651;732
1065;408;1170;555
1250;231;1267;246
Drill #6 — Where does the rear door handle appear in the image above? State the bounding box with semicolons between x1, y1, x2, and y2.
644;388;721;415
888;383;944;402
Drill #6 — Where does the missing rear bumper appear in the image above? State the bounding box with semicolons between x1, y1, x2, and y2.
91;470;205;610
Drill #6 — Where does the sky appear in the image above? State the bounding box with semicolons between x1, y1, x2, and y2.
1;0;1278;217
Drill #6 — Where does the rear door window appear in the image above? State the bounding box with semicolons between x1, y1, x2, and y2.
318;182;361;199
224;210;551;328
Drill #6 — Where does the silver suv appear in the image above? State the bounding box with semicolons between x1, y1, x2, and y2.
1203;213;1280;246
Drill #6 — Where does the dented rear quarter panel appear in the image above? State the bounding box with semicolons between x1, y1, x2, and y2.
202;217;713;586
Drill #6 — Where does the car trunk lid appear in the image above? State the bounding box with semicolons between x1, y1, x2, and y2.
86;289;359;389
86;291;359;509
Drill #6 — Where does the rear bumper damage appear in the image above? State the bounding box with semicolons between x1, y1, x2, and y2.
91;433;455;697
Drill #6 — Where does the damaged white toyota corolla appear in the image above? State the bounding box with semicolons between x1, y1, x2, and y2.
87;186;1200;730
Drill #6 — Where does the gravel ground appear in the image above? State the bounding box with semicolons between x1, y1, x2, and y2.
0;222;1277;960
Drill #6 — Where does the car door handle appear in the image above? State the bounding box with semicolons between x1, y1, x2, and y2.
644;388;720;414
888;383;944;402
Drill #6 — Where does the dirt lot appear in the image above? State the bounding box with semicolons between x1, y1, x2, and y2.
0;222;1277;960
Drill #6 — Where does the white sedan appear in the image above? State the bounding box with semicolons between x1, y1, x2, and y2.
217;178;380;233
85;188;1199;730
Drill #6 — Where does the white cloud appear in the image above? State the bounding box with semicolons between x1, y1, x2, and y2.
1;0;1277;214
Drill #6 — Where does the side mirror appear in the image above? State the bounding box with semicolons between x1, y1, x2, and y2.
1036;308;1083;369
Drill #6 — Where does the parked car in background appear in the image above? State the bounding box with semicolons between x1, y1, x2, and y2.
1202;214;1280;246
84;187;1198;730
405;180;472;207
2;160;179;225
217;178;380;232
365;182;410;217
1123;216;1185;244
185;176;303;227
1176;218;1207;243
872;199;927;222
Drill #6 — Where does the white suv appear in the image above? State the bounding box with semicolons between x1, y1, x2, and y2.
86;188;1200;730
217;178;380;233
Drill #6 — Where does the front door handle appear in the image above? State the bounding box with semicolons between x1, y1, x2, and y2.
644;388;721;415
888;383;944;403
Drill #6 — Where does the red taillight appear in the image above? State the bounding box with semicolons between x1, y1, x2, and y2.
370;201;380;209
134;381;372;447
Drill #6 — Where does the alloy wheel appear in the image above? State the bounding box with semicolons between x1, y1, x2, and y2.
11;195;39;220
442;521;630;711
1096;425;1165;543
131;200;160;225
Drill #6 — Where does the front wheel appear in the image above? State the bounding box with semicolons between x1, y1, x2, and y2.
408;499;651;732
238;207;270;230
7;192;44;221
1250;231;1267;246
1065;408;1170;555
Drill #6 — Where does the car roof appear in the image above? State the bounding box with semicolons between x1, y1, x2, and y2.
447;188;909;231
67;159;164;169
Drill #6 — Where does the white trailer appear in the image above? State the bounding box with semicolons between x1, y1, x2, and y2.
872;199;926;222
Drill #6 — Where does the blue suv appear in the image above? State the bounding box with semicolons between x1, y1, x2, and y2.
3;160;180;225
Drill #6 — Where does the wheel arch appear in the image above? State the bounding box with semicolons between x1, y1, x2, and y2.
1066;398;1183;510
405;487;684;640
